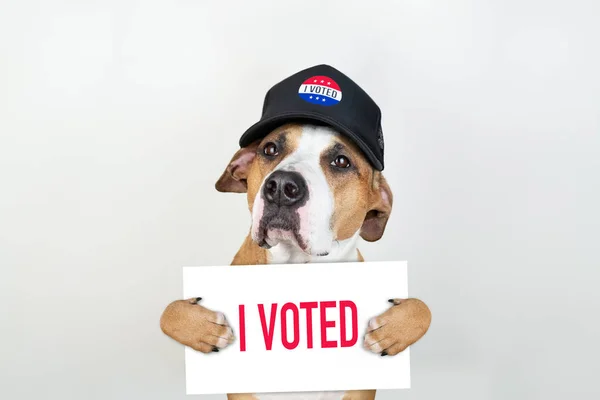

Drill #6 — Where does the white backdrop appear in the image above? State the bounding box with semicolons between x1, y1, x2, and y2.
1;1;599;399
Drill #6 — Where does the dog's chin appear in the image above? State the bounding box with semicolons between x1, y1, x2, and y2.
254;225;307;251
253;227;333;257
251;212;333;257
252;215;311;254
264;229;304;250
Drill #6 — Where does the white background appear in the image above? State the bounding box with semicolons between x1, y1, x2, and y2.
0;1;599;399
182;262;409;394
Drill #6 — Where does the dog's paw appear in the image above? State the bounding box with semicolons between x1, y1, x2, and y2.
160;297;235;353
363;298;431;356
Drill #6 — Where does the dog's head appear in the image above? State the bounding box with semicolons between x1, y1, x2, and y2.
215;123;392;257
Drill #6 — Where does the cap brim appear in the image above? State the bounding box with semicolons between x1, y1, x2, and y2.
239;111;383;171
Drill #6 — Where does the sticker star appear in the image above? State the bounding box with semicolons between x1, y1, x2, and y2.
309;96;313;99
316;97;320;100
327;82;331;85
321;80;324;83
322;98;326;102
313;79;317;83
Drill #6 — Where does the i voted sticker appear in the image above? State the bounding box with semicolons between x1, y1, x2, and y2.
298;76;342;106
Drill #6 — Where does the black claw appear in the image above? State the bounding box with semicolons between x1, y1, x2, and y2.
212;347;219;352
388;299;394;303
381;351;388;356
196;297;202;302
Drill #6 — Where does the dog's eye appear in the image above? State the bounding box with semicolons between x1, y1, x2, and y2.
331;155;351;169
263;142;279;157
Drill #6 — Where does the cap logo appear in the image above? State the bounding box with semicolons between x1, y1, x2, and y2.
298;76;342;106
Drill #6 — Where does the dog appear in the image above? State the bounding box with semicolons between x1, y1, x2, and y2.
160;122;432;400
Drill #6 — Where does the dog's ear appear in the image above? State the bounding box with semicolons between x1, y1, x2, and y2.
215;141;260;193
360;173;393;242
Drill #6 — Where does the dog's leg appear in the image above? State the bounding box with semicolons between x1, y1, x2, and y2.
160;297;235;353
342;389;376;400
363;298;431;356
226;394;259;400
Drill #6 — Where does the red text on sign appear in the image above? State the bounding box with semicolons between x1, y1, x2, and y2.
238;300;358;351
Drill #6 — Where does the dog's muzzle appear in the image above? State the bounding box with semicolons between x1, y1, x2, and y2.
252;170;310;250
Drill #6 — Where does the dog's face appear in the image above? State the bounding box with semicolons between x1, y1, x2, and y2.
216;123;392;256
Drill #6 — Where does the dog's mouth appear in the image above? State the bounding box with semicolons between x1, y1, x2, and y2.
255;214;308;252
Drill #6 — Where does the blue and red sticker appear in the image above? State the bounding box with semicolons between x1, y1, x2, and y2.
298;76;342;106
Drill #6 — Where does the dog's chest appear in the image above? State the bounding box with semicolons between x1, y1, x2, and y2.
253;391;346;400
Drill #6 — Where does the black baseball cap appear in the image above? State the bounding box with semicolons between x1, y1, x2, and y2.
239;64;385;170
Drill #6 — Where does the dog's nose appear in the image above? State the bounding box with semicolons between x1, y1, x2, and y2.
263;170;308;207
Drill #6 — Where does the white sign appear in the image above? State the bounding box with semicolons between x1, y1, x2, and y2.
182;261;410;395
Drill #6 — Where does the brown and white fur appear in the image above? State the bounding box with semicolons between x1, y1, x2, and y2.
160;123;432;400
